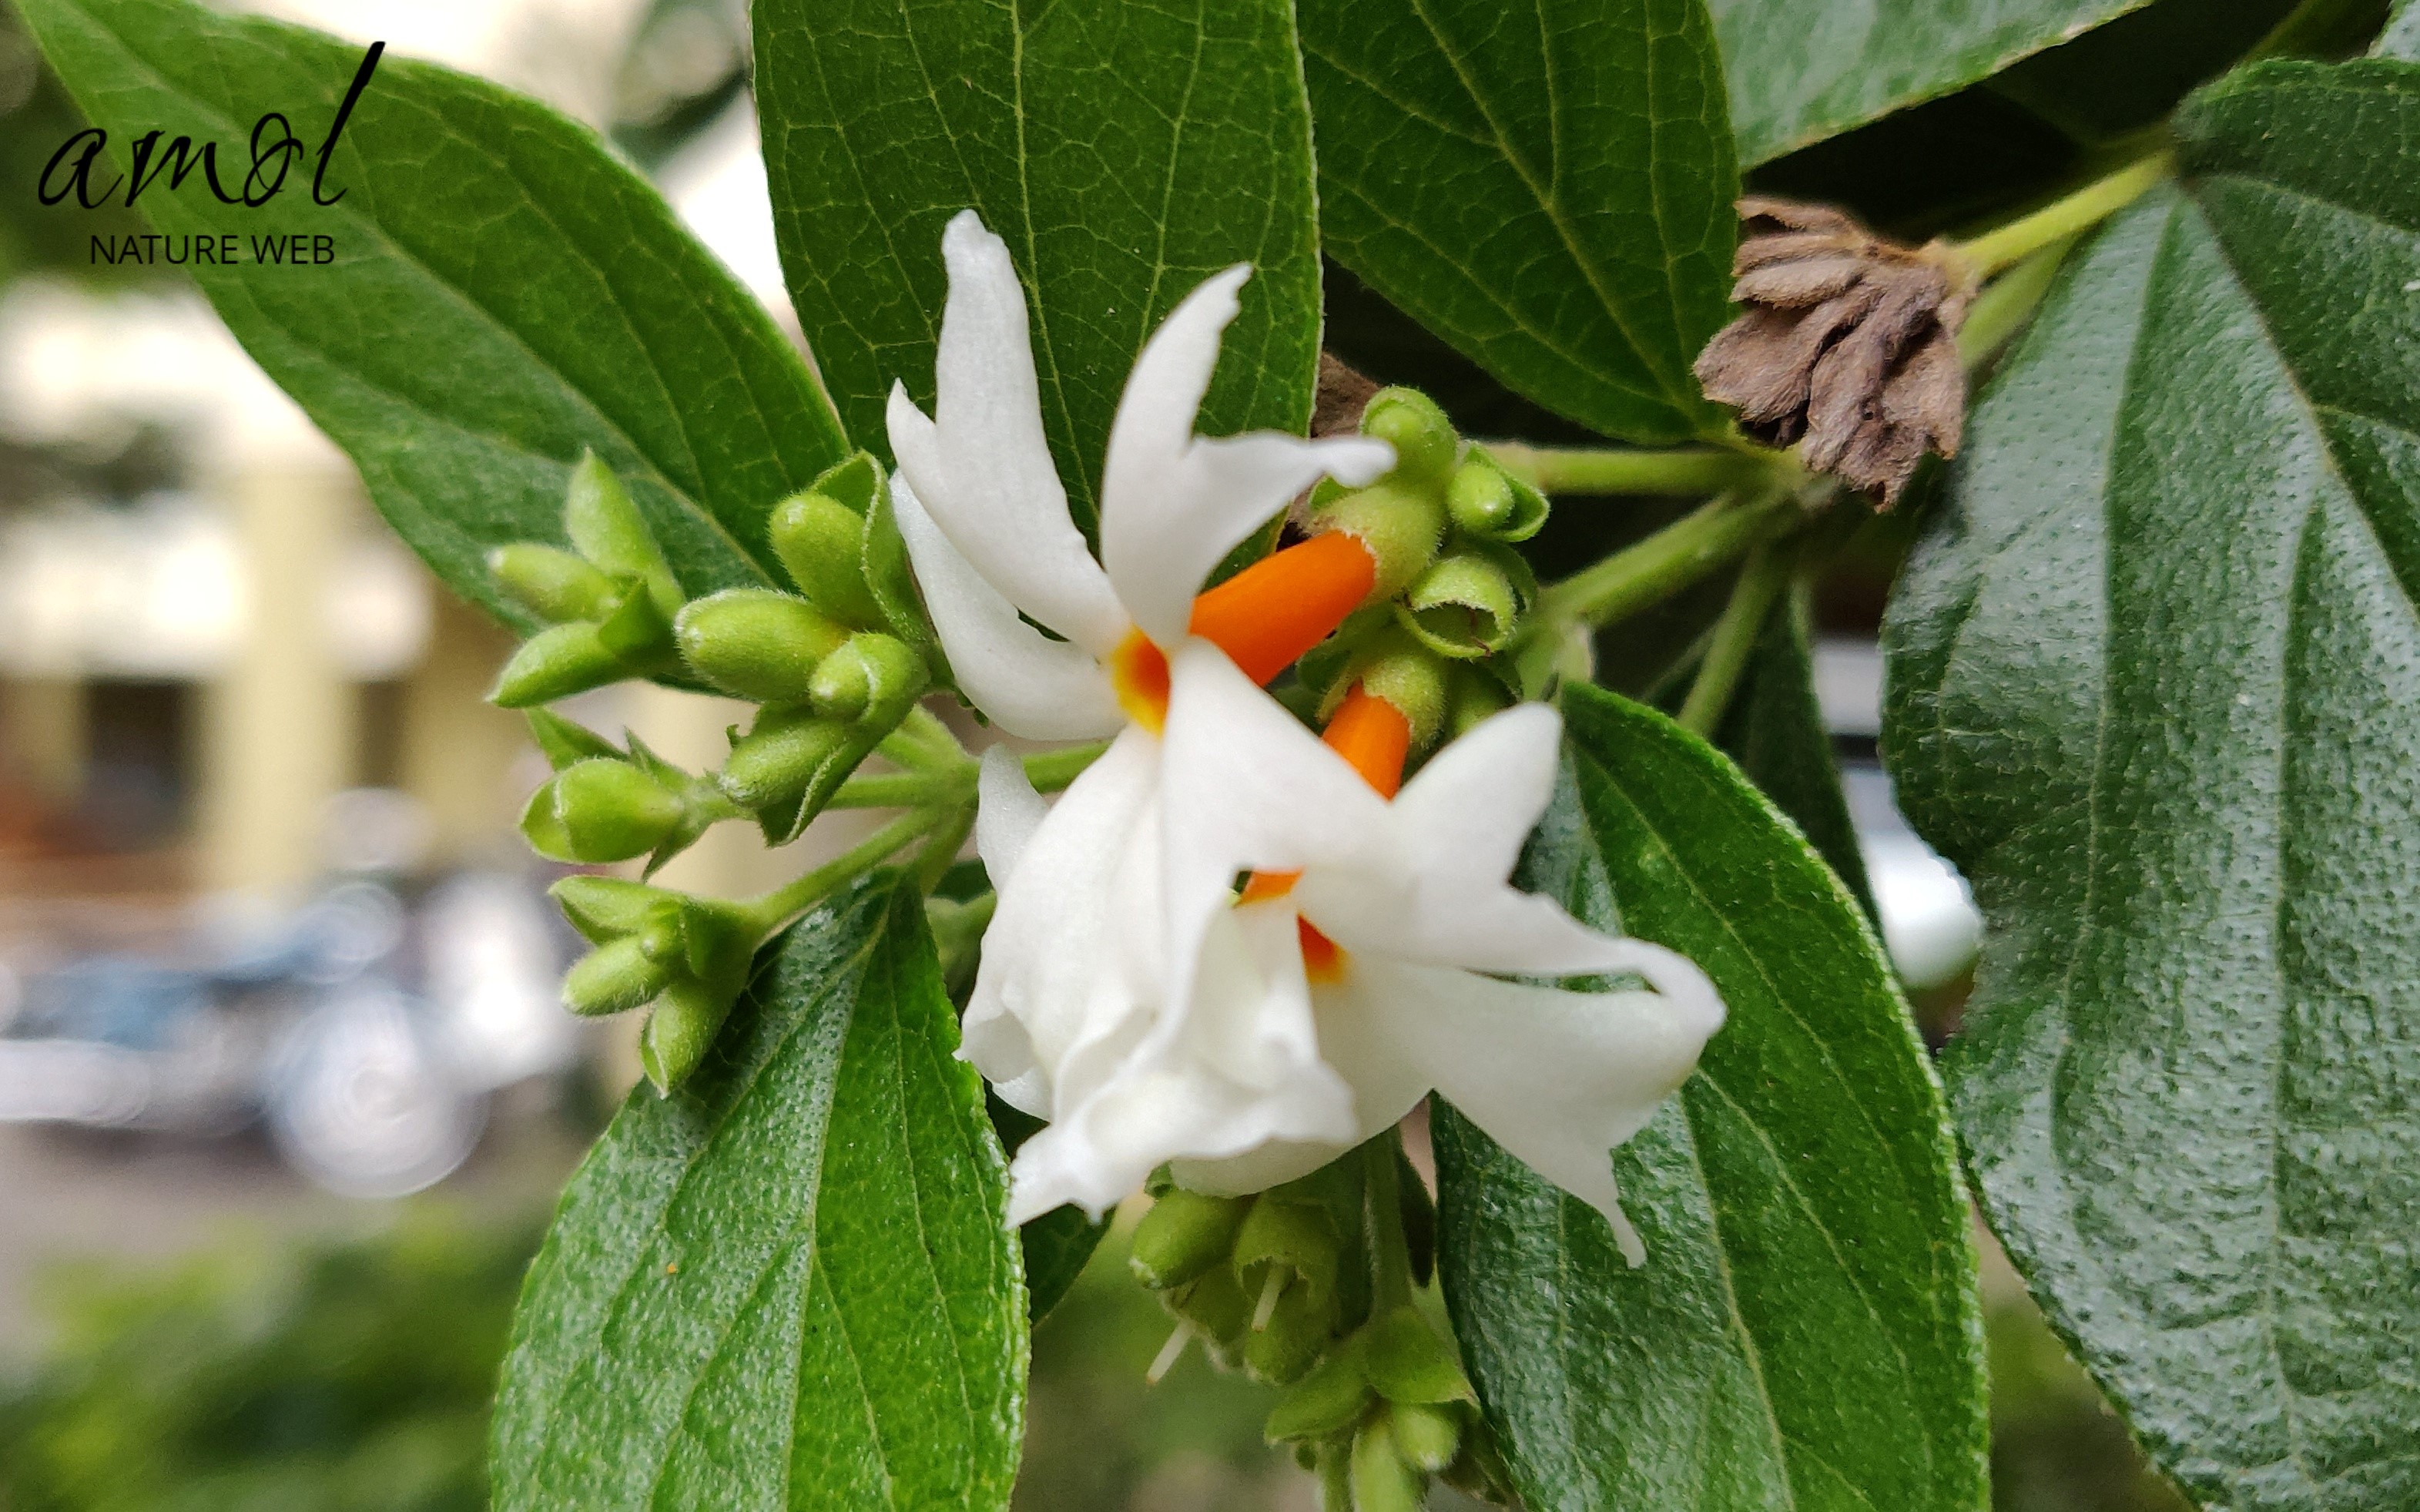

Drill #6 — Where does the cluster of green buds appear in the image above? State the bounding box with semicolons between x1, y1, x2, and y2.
480;450;964;1091
487;449;943;859
553;875;761;1091
677;454;937;843
488;455;689;706
1268;1309;1511;1510
1294;389;1548;754
1128;1143;1512;1508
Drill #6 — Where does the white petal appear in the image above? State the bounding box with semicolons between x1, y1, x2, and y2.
1364;953;1724;1265
1291;863;1639;979
897;214;1128;654
1389;702;1566;885
1169;920;1433;1197
975;746;1047;884
1009;900;1353;1222
1156;644;1385;1031
959;726;1160;1111
1099;266;1395;644
1293;701;1655;977
889;468;1123;741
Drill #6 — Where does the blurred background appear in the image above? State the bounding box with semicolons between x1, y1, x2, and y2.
0;1;2184;1507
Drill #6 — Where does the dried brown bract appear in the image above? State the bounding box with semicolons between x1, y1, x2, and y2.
1313;350;1382;438
1694;196;1973;505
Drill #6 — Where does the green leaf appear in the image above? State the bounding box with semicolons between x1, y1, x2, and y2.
1711;0;2154;164
16;0;846;625
2381;0;2420;58
1436;685;1985;1512
753;0;1321;532
1714;581;1879;924
1883;59;2420;1509
1299;0;1736;446
491;877;1024;1510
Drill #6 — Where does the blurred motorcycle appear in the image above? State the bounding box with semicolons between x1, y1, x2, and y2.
0;869;578;1198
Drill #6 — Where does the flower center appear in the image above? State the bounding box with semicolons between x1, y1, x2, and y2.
1238;683;1413;984
1297;917;1346;983
1111;629;1171;733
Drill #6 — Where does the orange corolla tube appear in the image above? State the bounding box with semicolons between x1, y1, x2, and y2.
1188;531;1377;687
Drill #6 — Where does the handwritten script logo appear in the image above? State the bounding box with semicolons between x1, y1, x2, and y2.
40;42;384;210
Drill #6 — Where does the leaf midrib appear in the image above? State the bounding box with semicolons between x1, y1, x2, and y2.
1573;740;1936;1500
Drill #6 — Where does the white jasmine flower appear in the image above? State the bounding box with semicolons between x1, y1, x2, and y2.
883;209;1393;742
882;211;1396;1218
987;643;1726;1262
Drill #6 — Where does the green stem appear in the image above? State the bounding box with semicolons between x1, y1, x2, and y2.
883;705;969;770
2248;0;2389;59
736;805;954;935
1482;441;1780;497
1677;543;1788;736
1365;1135;1413;1309
1535;492;1791;632
830;767;977;810
1956;236;2078;367
915;803;977;893
1024;740;1109;793
1954;151;2172;280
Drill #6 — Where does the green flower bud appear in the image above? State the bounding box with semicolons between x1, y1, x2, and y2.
1359;1308;1475;1407
633;904;685;964
1234;1195;1342;1308
1396;551;1523;660
1348;645;1450;751
639;977;732;1095
1349;1417;1425;1512
546;758;685;863
1443;665;1513;742
1309;481;1446;603
809;633;927;725
674;588;852;702
1130;1188;1253;1291
861;478;935;649
550;875;670;944
1360;387;1458;487
595;580;678;666
561;936;672;1017
518;776;572;860
1386;1401;1465;1474
720;704;851;811
1242;1277;1339;1385
770;491;883;627
1165;1265;1254;1360
806;451;882;515
525;709;621;770
565;452;682;621
1446;455;1550;543
489;543;618;623
490;622;628;707
1264;1349;1376;1444
665;897;758;989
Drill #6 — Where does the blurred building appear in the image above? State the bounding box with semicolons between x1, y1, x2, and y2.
0;0;790;918
0;281;532;901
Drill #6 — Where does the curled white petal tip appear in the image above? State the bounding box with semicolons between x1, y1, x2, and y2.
1320;435;1398;488
941;205;994;243
975;746;1048;884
